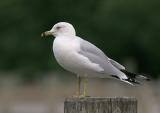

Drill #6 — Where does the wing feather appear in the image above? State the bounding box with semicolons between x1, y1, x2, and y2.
109;58;125;70
78;37;127;79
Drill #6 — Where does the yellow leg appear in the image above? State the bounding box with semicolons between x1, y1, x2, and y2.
83;77;88;97
76;76;81;96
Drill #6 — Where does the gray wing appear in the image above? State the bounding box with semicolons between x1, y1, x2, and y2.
78;37;108;60
78;37;127;79
108;58;125;70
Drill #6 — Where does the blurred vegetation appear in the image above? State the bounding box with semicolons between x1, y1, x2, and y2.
0;0;160;80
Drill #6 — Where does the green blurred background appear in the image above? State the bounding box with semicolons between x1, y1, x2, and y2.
0;1;160;113
1;0;160;81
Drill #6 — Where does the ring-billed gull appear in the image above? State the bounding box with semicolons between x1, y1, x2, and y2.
41;22;150;97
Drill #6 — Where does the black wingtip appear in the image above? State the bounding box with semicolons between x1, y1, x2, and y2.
120;69;151;81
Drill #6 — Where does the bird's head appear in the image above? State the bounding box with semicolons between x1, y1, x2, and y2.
41;22;76;37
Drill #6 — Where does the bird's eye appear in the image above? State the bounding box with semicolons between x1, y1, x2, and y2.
56;26;61;30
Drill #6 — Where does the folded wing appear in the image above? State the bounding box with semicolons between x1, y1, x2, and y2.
78;37;128;80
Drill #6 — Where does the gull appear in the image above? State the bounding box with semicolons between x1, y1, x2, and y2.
41;22;150;97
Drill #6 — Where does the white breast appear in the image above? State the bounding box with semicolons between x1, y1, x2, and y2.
53;36;81;73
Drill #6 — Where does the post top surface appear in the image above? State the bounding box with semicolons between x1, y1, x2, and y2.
65;97;137;102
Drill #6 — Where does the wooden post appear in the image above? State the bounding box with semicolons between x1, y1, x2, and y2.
64;97;137;113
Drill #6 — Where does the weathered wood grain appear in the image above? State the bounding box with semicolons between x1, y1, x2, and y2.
64;97;137;113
